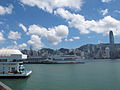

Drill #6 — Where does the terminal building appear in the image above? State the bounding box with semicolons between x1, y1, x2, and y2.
0;49;32;76
0;49;27;61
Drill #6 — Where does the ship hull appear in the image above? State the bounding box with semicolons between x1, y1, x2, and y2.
0;70;32;78
40;60;85;64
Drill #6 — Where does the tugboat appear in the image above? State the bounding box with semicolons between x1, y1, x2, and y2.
0;49;32;78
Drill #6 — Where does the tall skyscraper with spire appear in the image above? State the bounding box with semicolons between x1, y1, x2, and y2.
109;31;115;59
109;31;114;44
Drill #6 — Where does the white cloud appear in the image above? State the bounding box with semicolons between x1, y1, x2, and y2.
18;43;27;49
54;8;90;34
8;31;21;40
65;38;73;42
46;25;69;45
65;36;80;42
28;24;47;36
6;43;27;49
0;5;13;15
115;10;120;14
54;25;68;37
91;16;120;35
101;0;111;3
0;32;5;43
20;0;83;13
73;36;80;40
101;9;108;16
19;23;27;32
55;8;120;36
0;21;3;24
27;24;69;45
64;38;68;41
28;35;43;49
47;35;62;45
69;39;74;42
1;30;4;33
88;36;95;39
13;41;17;45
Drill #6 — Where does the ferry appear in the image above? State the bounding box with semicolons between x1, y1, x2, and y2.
0;62;32;77
0;49;32;78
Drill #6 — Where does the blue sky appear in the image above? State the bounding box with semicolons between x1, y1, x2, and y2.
0;0;120;49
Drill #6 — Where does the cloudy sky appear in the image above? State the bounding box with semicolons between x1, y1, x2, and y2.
0;0;120;49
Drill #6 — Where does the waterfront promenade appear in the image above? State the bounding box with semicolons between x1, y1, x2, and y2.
0;81;12;90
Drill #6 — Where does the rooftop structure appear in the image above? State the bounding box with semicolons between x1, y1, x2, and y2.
0;49;32;77
0;49;27;61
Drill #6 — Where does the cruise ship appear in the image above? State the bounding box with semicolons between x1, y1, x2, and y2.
52;54;80;61
0;49;32;77
43;54;85;64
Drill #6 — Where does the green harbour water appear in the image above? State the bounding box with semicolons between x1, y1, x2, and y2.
1;60;120;90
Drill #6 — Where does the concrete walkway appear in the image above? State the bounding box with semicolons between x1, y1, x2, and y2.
0;81;12;90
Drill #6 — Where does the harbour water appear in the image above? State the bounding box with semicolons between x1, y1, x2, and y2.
1;59;120;90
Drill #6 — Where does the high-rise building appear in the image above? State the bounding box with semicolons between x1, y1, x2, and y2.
109;31;114;44
105;47;110;58
109;31;115;58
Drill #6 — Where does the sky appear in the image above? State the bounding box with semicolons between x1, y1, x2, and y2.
0;0;120;50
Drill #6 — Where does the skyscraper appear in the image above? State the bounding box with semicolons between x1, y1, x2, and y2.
109;31;114;44
109;31;115;59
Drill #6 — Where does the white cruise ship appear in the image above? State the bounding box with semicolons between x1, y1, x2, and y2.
52;54;81;61
43;54;84;64
0;49;32;77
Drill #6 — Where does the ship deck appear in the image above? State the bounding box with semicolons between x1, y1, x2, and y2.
0;70;32;78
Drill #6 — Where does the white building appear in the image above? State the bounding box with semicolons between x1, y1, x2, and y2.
0;49;27;61
105;47;110;58
0;49;28;75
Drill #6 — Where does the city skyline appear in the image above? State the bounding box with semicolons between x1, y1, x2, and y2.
0;0;120;49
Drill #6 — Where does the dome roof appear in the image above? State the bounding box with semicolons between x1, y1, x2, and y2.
0;49;22;57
